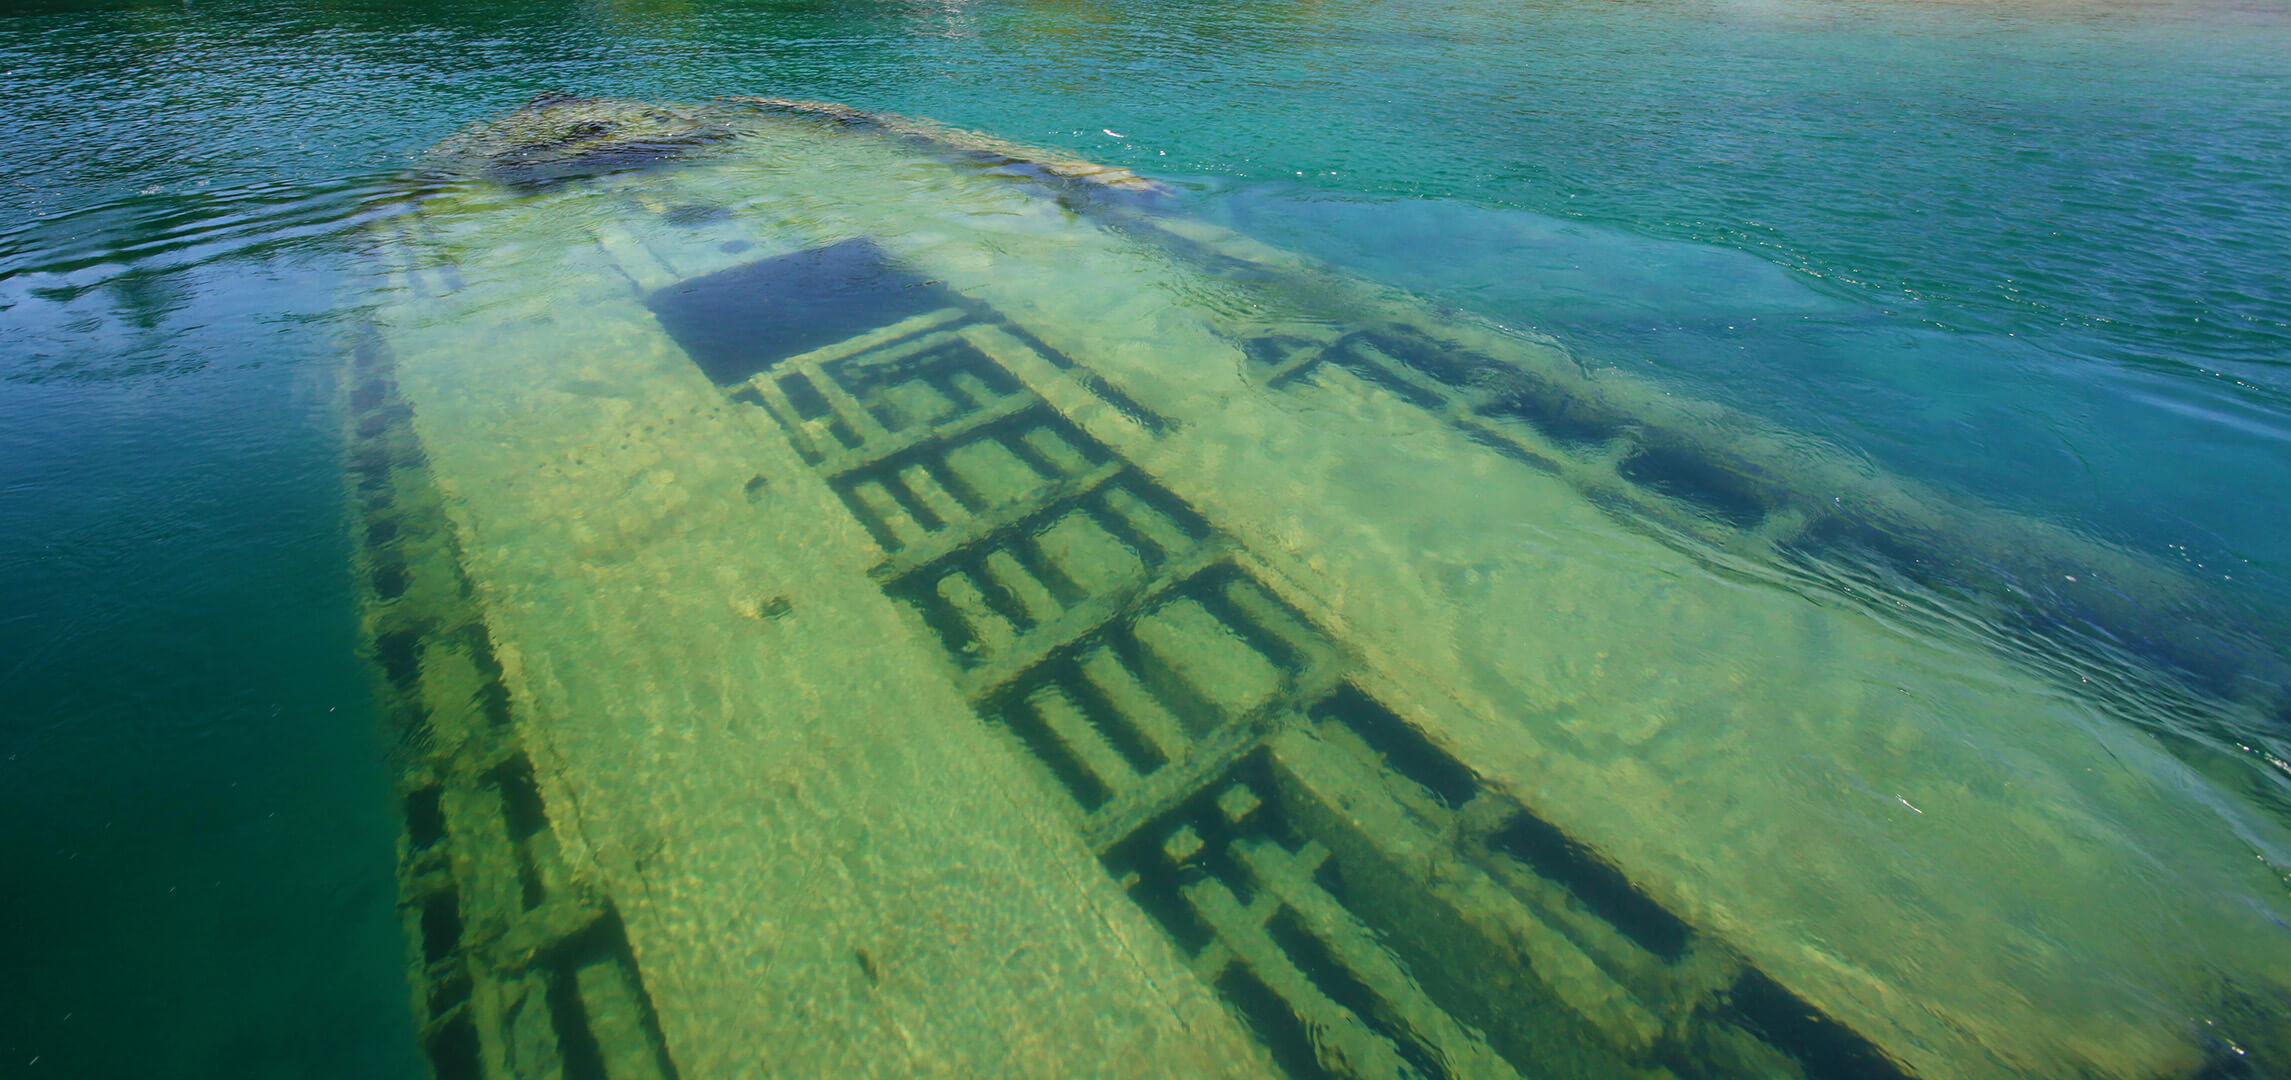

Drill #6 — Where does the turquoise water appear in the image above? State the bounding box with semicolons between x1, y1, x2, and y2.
5;0;2291;1075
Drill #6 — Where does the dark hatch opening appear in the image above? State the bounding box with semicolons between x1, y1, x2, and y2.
645;238;962;386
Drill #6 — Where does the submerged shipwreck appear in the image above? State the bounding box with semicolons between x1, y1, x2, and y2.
349;96;2291;1079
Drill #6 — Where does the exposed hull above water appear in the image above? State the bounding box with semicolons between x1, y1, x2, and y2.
349;97;2291;1079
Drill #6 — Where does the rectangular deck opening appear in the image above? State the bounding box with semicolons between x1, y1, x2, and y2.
646;238;966;385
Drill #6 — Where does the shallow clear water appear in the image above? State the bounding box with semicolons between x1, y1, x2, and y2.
5;1;2290;1077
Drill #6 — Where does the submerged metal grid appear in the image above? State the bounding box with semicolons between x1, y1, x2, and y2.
1243;324;1788;539
346;328;682;1080
1234;321;2291;795
701;261;1912;1080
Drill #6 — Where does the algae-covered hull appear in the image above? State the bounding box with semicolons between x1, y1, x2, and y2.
350;97;2291;1079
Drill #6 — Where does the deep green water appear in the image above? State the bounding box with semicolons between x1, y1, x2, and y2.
4;0;2290;1075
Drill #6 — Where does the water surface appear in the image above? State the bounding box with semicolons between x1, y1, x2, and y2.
5;0;2290;1075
